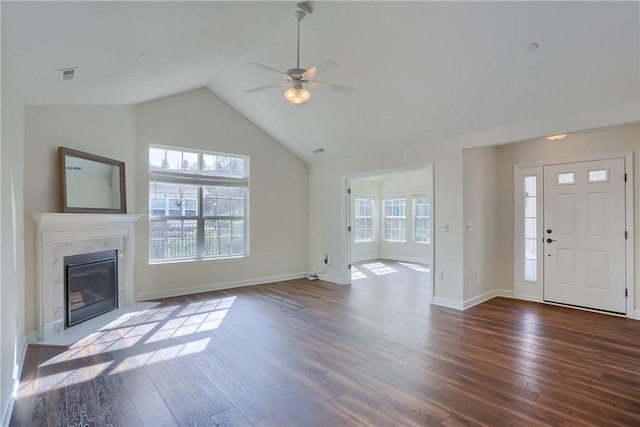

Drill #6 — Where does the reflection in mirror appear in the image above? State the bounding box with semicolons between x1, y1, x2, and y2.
58;147;127;213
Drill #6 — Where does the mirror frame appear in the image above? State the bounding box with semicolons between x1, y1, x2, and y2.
58;146;127;214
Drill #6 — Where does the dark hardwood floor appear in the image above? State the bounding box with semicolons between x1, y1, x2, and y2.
10;259;640;426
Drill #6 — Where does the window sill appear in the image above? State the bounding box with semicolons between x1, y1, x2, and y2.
149;255;249;266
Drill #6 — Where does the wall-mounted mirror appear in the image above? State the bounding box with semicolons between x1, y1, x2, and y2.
58;147;127;213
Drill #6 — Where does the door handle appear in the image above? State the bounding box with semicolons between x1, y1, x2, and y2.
546;238;556;243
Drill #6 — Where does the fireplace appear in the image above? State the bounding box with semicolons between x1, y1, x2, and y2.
65;250;118;327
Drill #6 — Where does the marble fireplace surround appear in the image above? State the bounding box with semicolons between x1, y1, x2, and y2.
32;213;142;341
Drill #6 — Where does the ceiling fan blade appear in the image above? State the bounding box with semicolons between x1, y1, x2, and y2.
309;80;354;95
303;59;337;80
245;82;290;94
249;63;291;80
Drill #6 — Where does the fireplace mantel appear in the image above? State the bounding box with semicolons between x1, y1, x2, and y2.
32;213;142;340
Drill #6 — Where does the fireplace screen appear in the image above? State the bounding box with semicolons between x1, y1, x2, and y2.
64;250;118;327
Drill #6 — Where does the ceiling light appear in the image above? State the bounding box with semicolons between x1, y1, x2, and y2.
546;134;567;141
284;86;311;105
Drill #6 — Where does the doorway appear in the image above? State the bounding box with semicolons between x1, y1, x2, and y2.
514;153;633;316
344;166;434;301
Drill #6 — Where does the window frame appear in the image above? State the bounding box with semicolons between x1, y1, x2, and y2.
354;196;375;243
412;194;431;244
148;145;250;263
383;196;407;242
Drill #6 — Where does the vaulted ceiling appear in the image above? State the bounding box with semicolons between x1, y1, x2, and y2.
3;1;638;163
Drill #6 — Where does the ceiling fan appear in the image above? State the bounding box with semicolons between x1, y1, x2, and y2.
245;4;354;105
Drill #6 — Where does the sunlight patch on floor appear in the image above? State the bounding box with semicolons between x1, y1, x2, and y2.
31;296;236;394
362;262;398;276
351;266;368;281
398;262;430;272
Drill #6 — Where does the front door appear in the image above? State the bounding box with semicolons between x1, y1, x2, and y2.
543;158;626;314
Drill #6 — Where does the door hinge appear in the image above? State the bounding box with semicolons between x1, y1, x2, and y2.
348;264;352;269
348;226;352;232
624;173;627;182
625;288;628;297
347;188;351;194
625;231;628;239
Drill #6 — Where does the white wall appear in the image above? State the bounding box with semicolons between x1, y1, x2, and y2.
463;146;498;303
23;106;137;334
134;88;309;299
495;122;640;313
349;178;379;262
1;30;26;424
378;169;431;263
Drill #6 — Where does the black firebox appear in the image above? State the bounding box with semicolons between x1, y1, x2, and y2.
64;250;118;327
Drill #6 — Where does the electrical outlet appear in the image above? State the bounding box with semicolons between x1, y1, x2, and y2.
326;255;332;265
323;254;329;264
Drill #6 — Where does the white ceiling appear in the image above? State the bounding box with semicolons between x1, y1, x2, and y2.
3;1;638;163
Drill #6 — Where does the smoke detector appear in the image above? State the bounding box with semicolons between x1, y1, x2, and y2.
58;67;78;82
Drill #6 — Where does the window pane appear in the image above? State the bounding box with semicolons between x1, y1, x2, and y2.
525;218;536;239
149;219;198;261
525;239;537;260
524;196;536;218
524;260;537;281
149;182;198;217
203;154;246;178
524;176;536;197
558;172;574;184
588;169;608;182
203;186;246;217
205;219;244;257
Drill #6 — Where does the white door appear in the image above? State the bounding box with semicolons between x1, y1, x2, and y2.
543;158;626;314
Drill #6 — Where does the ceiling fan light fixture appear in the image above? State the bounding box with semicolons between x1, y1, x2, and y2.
284;86;311;104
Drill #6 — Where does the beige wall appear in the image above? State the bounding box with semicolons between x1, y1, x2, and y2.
23;106;137;334
463;146;498;302
495;122;640;313
1;33;26;423
134;88;309;299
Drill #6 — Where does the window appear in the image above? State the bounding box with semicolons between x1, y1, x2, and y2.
524;176;537;281
588;169;608;182
354;198;374;242
383;197;406;242
413;195;430;244
557;172;575;184
148;145;249;262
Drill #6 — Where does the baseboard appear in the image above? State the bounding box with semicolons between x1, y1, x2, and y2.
432;296;464;310
2;338;29;426
317;274;345;285
463;289;515;309
632;310;640;320
136;272;307;301
378;255;430;265
350;255;378;262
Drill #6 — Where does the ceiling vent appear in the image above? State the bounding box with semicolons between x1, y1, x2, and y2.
58;67;78;82
312;148;327;154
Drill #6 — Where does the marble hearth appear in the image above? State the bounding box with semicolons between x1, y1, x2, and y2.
32;213;142;340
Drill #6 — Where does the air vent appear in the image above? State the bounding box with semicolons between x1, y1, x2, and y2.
313;148;326;154
58;67;78;82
